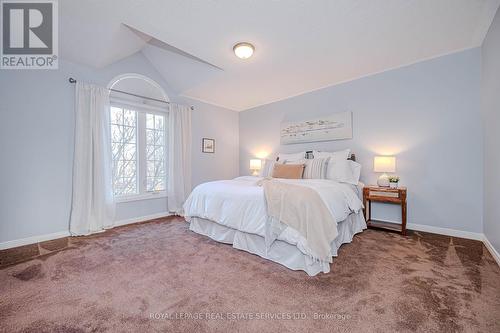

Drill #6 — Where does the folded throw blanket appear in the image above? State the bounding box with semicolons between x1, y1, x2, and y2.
262;179;339;261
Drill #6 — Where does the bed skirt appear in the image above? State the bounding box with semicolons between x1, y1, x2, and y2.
188;211;366;276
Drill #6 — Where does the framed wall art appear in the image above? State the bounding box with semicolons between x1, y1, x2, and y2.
202;138;215;153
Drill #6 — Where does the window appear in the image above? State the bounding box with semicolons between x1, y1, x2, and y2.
110;103;167;200
146;114;166;191
111;107;138;196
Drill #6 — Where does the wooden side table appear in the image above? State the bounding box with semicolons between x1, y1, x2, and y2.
363;185;407;235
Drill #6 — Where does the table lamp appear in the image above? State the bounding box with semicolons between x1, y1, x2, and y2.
250;159;262;176
374;156;396;187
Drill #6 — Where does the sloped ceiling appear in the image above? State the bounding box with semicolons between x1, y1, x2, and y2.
60;0;500;111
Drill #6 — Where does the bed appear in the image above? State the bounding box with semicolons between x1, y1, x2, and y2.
183;157;366;276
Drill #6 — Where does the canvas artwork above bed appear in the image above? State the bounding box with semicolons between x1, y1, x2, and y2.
280;111;353;144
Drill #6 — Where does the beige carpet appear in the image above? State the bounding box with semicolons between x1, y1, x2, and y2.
1;217;499;333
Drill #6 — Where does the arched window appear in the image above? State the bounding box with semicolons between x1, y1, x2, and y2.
108;74;169;201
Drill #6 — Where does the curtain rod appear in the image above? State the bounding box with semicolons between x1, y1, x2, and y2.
68;77;194;110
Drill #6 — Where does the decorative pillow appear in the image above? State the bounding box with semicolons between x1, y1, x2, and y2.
277;152;306;163
272;163;305;179
302;158;328;179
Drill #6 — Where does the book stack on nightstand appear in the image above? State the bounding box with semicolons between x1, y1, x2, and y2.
362;185;407;235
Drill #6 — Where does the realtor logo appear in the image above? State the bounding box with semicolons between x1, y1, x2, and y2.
1;0;58;69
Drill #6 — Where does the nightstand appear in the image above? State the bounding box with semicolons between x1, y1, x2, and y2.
363;185;407;235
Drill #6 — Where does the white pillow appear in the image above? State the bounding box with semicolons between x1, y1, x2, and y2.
325;158;361;185
277;152;306;163
313;149;350;161
349;161;362;184
259;159;276;177
283;158;305;164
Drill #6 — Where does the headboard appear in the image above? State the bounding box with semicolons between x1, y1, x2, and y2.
276;151;356;162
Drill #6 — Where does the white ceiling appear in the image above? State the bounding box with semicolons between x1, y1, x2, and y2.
60;0;500;111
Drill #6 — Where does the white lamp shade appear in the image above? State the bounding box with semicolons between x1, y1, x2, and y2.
374;156;396;173
250;159;262;170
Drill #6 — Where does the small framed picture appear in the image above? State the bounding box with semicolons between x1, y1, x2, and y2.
202;138;215;153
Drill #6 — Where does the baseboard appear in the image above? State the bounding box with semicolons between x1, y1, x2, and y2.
407;223;500;267
0;231;71;250
483;235;500;267
114;212;172;227
0;213;172;250
407;223;484;241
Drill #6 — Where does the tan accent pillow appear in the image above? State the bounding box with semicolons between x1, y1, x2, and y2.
271;163;305;179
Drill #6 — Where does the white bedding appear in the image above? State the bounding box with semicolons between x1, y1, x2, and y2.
183;176;364;261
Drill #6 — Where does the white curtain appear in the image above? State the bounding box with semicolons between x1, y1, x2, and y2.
69;83;115;235
168;103;192;214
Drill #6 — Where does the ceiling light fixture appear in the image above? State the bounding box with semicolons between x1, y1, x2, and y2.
233;42;254;59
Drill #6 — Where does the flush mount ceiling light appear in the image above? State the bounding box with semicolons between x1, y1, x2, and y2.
233;42;254;59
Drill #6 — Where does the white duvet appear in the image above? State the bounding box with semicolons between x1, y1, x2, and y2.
183;176;363;260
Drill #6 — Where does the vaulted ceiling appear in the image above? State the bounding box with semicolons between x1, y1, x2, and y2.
60;0;500;111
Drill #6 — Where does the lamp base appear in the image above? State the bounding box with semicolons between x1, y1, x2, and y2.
377;173;390;187
251;170;260;176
